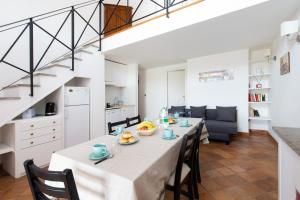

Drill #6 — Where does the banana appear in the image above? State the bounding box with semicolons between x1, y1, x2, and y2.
137;121;156;130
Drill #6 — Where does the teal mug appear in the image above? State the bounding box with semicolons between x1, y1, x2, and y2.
174;112;180;118
164;128;174;138
115;126;124;135
93;144;107;156
180;119;189;126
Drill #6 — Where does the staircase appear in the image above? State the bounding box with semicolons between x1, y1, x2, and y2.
0;42;99;127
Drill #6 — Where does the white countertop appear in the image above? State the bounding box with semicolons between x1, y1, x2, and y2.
105;105;135;111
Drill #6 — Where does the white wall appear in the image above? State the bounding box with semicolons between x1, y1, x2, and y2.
186;49;249;132
75;51;106;138
139;63;186;120
270;9;300;128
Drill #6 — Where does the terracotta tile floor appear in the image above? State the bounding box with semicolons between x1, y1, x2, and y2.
0;132;277;200
166;132;278;200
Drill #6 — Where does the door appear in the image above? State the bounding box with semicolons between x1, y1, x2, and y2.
167;70;186;107
104;4;133;36
64;105;90;147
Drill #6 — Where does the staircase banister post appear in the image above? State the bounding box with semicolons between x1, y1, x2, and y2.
166;0;170;18
29;18;34;97
71;6;75;71
99;0;102;51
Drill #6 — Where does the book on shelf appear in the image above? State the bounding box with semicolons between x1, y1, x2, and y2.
249;107;260;117
248;93;268;102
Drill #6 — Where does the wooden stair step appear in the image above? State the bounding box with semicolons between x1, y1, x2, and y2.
75;49;93;54
84;43;98;49
21;72;56;80
39;64;71;70
6;84;41;89
55;56;83;62
0;97;21;100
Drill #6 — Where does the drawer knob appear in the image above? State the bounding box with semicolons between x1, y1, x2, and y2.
30;133;34;136
53;121;56;124
52;136;56;139
30;141;34;145
52;129;56;131
30;124;34;128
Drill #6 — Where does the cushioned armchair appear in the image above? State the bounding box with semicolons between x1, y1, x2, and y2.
168;105;238;144
205;107;238;145
185;106;238;144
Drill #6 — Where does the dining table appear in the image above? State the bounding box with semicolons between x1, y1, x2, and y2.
47;118;204;200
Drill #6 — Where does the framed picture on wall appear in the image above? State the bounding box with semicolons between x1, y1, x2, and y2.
280;52;290;75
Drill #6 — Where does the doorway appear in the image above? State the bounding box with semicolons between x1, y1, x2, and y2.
104;4;133;36
167;70;186;108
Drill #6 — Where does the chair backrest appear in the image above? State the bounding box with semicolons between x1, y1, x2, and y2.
174;130;197;186
195;121;205;150
108;120;127;134
126;115;141;127
24;159;79;200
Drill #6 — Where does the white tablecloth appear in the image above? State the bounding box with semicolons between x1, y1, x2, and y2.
48;118;203;200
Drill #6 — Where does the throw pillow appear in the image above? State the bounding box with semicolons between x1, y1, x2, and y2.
190;106;206;119
216;106;237;122
170;106;186;114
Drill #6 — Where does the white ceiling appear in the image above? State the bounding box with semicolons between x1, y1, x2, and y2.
104;0;300;68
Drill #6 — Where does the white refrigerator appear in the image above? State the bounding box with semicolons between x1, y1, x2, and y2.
64;87;90;148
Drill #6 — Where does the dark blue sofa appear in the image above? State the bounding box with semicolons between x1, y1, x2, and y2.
169;106;238;144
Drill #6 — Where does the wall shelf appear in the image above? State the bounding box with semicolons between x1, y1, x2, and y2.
249;58;270;64
249;73;272;78
249;49;272;131
0;143;14;155
249;87;271;91
249;117;272;121
249;101;271;104
105;81;126;88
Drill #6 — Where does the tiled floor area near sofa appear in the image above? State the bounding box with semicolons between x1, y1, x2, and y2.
0;132;277;200
166;131;278;200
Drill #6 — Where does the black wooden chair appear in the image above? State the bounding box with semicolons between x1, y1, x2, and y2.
126;115;142;127
24;159;79;200
108;120;127;135
166;129;198;200
195;121;205;183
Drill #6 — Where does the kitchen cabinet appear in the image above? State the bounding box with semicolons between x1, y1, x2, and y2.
105;61;127;87
105;106;136;134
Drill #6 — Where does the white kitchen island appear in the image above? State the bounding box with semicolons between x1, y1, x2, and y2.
271;127;300;200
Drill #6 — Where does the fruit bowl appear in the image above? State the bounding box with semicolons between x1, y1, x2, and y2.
136;121;157;136
137;127;157;136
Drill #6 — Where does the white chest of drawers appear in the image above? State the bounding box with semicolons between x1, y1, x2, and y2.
2;115;63;178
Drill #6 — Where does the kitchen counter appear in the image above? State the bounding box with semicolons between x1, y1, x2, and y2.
272;126;300;200
105;105;135;111
273;127;300;157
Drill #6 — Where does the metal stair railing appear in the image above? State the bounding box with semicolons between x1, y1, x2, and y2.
0;0;196;97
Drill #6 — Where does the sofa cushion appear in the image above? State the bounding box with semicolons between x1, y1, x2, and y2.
170;106;185;114
206;109;217;120
190;106;206;119
216;106;237;122
205;120;237;134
